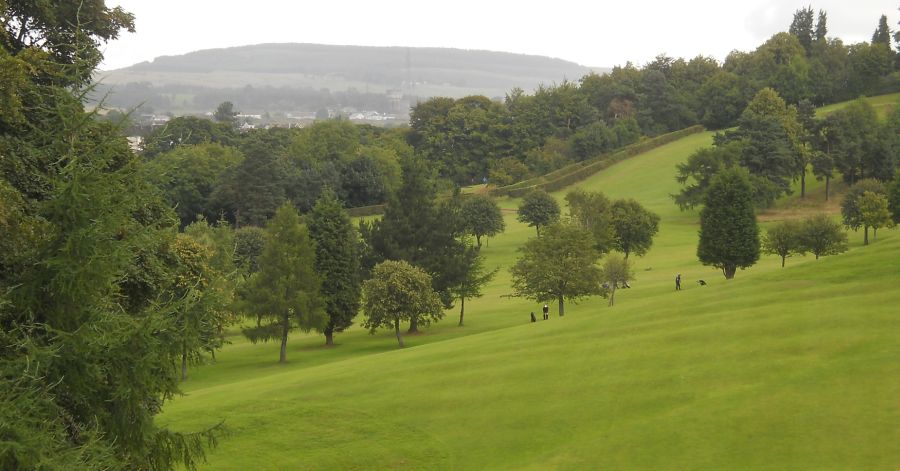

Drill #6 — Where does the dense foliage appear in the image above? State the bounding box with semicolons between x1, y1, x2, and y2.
697;168;761;279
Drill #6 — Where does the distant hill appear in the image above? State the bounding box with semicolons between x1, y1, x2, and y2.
94;43;604;117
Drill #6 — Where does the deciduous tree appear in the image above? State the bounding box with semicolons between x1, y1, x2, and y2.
798;214;848;259
517;190;560;236
461;194;506;247
841;179;887;245
510;221;602;316
610;199;660;259
600;254;633;307
361;260;443;347
762;220;804;267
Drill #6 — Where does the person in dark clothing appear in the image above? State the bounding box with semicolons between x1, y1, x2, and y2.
530;312;537;323
542;304;549;320
675;274;682;291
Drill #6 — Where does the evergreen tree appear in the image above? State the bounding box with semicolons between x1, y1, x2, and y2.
237;203;324;362
363;154;462;332
697;168;760;279
308;189;361;346
1;5;222;467
212;135;286;227
790;6;816;55
872;14;892;46
736;88;801;203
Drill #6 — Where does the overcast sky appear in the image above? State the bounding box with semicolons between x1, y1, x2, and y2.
101;0;898;71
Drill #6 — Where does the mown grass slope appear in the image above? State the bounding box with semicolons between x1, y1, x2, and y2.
159;97;900;469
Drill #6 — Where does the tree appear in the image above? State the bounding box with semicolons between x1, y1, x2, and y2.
212;135;287;226
872;14;892;46
450;245;498;326
673;142;742;210
762;220;804;267
565;189;615;254
697;168;760;279
234;226;266;273
811;149;835;201
146;143;243;227
510;221;602;316
858;191;894;242
889;170;900;224
166;234;234;380
517;190;560;236
213;101;238;124
736;88;801;202
307;189;361;346
1;6;222;467
361;260;443;347
610;199;660;259
363;155;466;331
841;179;887;245
798;214;848;259
461;195;505;247
237;203;324;363
600;254;633;307
789;6;815;55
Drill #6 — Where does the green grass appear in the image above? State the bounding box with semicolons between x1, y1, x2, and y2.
159;103;900;469
817;92;899;117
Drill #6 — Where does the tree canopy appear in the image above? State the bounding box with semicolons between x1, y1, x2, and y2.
510;221;602;316
697;168;760;279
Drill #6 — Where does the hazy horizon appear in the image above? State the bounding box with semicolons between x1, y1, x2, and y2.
102;0;896;71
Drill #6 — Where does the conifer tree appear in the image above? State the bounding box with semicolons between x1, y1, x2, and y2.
308;189;361;346
697;168;760;279
238;203;324;362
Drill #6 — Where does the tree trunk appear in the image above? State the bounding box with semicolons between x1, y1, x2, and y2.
180;343;188;381
476;235;482;248
873;227;878;240
815;252;820;260
536;225;541;237
864;226;869;245
279;314;289;363
781;255;786;268
608;286;616;307
824;176;830;201
557;295;564;317
458;296;465;326
800;171;806;198
324;327;334;346
394;318;404;348
407;316;419;333
724;265;737;279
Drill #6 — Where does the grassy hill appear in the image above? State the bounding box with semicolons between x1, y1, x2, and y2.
157;99;900;469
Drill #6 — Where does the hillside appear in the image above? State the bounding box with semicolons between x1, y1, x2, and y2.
93;43;599;115
157;119;900;468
